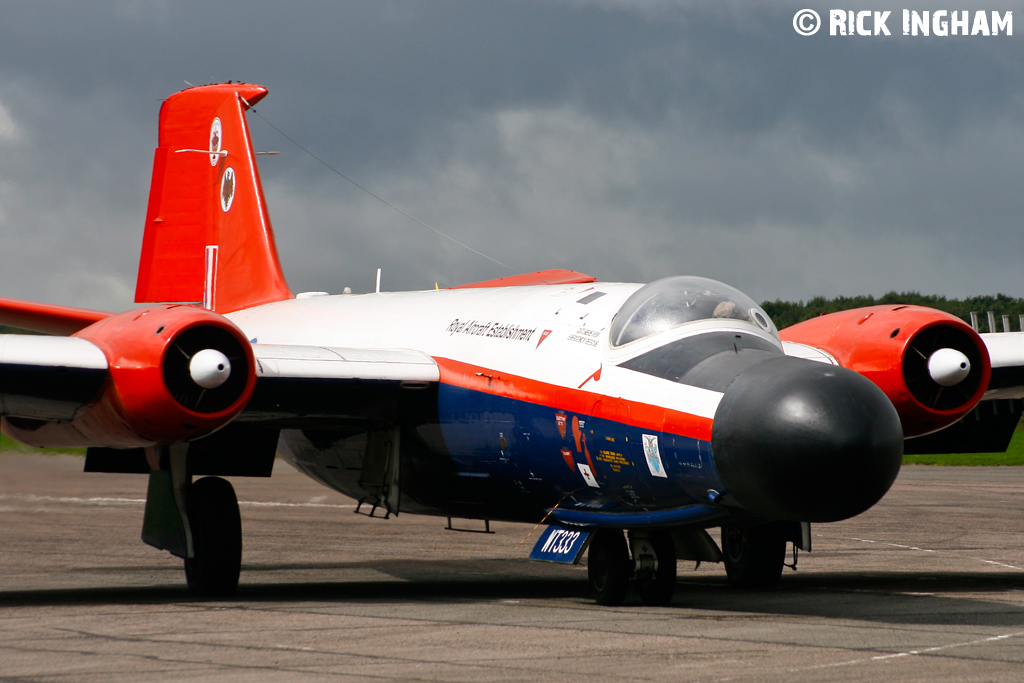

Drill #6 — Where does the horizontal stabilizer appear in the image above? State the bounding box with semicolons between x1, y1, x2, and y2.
0;297;110;335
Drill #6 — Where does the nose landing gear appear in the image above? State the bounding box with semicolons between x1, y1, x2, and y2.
720;522;788;589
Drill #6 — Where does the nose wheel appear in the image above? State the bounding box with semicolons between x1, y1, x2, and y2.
720;523;786;588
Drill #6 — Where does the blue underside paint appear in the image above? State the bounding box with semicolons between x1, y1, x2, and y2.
280;380;738;530
434;383;728;526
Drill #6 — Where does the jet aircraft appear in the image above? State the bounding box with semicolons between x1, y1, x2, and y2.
1;83;1021;605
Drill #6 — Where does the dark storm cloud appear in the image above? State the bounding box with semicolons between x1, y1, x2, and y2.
1;1;1022;309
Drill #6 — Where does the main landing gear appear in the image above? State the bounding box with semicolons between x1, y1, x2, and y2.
184;476;242;596
141;444;243;597
587;529;677;606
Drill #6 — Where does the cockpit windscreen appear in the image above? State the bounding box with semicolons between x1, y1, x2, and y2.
609;276;775;347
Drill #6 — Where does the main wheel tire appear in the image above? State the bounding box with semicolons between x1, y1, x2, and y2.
588;529;631;606
184;476;242;597
721;523;786;589
636;532;677;606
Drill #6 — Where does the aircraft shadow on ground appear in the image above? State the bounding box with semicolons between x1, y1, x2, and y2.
673;570;1024;627
1;560;1023;628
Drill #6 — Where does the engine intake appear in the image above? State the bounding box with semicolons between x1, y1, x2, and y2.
163;324;250;413
902;324;984;410
780;305;990;438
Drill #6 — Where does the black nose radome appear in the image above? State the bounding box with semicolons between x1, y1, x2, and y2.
711;355;903;523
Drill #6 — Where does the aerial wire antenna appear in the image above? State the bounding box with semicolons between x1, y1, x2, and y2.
245;104;522;276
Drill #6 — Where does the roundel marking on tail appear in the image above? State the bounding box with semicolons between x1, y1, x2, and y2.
221;168;235;212
209;118;222;166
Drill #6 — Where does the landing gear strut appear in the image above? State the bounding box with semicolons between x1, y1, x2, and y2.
184;476;242;596
586;529;677;606
720;523;786;588
633;531;676;606
141;444;243;597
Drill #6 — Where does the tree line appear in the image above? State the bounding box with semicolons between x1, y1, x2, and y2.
762;292;1024;331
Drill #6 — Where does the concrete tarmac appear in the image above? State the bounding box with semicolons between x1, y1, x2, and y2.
1;453;1024;682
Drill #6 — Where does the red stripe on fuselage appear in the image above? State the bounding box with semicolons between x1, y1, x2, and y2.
434;357;713;442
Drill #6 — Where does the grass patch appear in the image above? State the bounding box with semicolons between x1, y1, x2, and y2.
904;425;1024;466
0;433;84;456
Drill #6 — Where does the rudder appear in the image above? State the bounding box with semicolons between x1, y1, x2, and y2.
134;83;292;313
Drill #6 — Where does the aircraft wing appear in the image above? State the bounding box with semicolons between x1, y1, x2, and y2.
981;331;1024;399
0;298;115;420
0;335;109;420
252;344;438;382
240;344;439;425
1;335;438;427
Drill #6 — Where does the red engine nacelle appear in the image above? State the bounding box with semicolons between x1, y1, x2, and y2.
6;305;255;448
780;305;990;438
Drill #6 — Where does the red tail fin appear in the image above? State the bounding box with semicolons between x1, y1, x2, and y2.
134;83;292;313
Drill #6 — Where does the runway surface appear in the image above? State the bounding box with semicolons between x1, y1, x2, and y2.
1;453;1023;682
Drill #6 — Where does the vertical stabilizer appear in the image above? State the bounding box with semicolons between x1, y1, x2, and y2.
134;83;292;313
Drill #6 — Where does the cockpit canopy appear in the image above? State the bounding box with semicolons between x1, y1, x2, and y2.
609;276;776;347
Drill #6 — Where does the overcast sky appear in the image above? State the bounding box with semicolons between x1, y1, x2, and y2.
1;1;1022;312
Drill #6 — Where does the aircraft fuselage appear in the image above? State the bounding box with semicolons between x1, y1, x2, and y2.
229;278;901;528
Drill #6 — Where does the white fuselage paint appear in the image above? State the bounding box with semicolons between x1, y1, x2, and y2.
228;283;762;421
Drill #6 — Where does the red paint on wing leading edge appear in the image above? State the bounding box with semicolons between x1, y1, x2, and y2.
434;357;713;442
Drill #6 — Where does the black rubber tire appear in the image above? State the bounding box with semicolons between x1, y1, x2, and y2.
587;529;631;606
636;532;677;606
184;476;242;597
721;523;786;589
